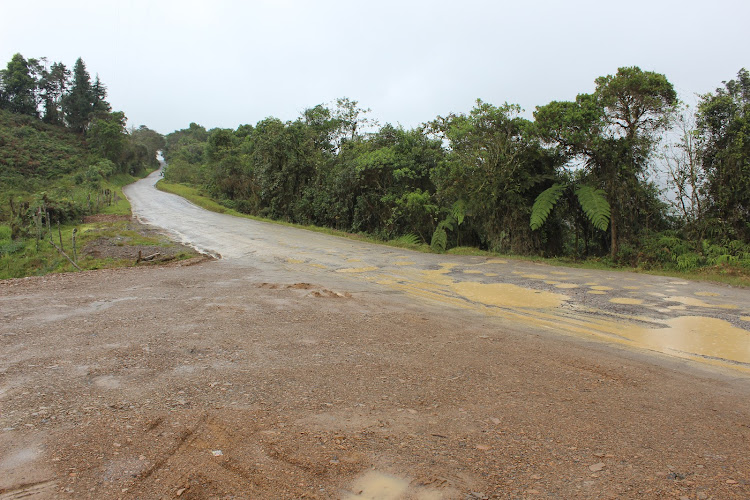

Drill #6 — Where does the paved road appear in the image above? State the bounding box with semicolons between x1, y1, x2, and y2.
124;170;750;373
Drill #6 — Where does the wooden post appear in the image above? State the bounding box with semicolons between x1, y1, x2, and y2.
34;207;42;252
72;228;78;263
58;221;64;252
47;212;81;271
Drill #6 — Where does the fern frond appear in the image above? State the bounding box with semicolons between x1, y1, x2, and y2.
575;185;610;231
530;183;565;230
431;227;448;253
395;233;420;246
451;200;466;226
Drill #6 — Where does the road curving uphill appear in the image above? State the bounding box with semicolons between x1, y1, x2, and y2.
0;171;748;499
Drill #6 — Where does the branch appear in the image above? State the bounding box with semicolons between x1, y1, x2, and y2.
47;215;82;271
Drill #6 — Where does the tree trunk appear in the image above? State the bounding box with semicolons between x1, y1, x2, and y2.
610;210;618;259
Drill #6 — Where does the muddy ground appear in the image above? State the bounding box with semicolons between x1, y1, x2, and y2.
1;258;749;500
79;215;198;265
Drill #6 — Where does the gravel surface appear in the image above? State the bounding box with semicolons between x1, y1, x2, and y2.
1;259;749;499
1;170;749;499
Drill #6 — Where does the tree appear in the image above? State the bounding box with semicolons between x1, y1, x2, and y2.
0;53;38;116
130;125;166;164
332;97;378;146
39;61;70;125
91;75;111;115
87;111;127;165
63;58;95;132
661;106;707;242
431;100;559;253
534;67;677;257
696;69;750;241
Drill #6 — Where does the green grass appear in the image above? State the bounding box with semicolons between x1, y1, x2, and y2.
98;174;137;215
0;220;195;279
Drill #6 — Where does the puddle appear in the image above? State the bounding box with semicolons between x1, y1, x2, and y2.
93;375;121;389
554;283;579;289
311;263;327;269
486;258;507;264
590;286;613;291
0;446;39;471
545;280;560;285
463;269;482;274
666;296;738;309
394;261;414;266
521;274;547;280
609;298;644;305
695;291;719;297
485;273;498;277
286;258;304;264
452;282;568;309
550;271;569;276
585;282;599;286
347;258;362;263
628;316;750;365
741;316;750;322
376;279;397;285
343;471;409;500
587;290;607;295
337;267;379;273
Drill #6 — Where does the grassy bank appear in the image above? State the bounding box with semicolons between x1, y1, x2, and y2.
0;171;201;279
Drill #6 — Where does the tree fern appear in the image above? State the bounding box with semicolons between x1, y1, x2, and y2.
395;233;420;246
431;226;448;253
450;200;466;226
575;185;611;231
530;183;565;230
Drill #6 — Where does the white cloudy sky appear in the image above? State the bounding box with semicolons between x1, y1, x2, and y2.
2;0;748;134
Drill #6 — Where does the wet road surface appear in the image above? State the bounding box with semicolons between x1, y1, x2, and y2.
124;170;750;373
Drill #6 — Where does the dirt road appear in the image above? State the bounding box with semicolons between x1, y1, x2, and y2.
1;171;749;499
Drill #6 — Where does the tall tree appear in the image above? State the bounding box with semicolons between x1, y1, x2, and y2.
696;68;750;241
39;61;70;125
535;67;676;257
91;75;111;115
63;57;95;132
0;53;38;116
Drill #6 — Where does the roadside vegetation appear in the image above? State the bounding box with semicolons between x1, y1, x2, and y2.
2;52;748;284
161;70;750;285
0;53;195;279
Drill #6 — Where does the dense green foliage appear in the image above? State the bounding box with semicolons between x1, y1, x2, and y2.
162;67;750;275
3;51;747;278
696;69;750;242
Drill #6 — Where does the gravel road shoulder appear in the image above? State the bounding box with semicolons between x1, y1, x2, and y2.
1;259;749;499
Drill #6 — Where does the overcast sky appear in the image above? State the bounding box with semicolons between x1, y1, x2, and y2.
2;0;748;134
